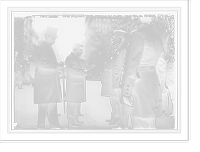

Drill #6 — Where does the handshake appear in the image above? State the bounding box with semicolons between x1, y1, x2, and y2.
57;61;64;71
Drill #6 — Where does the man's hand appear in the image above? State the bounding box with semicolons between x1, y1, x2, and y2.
122;95;134;107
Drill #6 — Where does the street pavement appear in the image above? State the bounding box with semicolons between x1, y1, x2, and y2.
14;80;174;130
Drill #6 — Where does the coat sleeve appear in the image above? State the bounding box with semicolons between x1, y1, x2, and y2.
156;52;166;82
81;59;87;70
34;47;58;70
122;32;145;97
65;57;86;76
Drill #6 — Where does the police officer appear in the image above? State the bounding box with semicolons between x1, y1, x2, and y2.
166;48;176;119
101;39;119;122
112;28;137;129
110;30;126;125
121;17;164;129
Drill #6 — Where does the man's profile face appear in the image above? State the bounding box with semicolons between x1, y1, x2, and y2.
74;45;83;57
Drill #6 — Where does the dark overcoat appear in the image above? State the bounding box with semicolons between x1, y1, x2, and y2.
101;51;117;97
65;52;86;103
34;41;62;104
122;25;163;119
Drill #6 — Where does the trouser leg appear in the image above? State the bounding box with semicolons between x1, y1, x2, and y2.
109;97;115;120
47;103;60;128
121;104;132;128
162;93;168;112
115;89;123;123
76;103;81;115
37;103;48;128
74;103;80;123
110;97;121;119
131;116;156;129
67;102;77;124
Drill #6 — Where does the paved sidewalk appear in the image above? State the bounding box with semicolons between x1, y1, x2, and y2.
14;81;174;129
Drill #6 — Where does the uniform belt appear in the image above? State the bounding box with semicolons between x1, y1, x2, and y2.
138;66;156;71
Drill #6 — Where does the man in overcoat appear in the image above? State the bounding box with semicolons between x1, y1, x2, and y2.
120;18;164;129
101;40;119;122
165;48;177;123
65;43;87;127
34;26;62;129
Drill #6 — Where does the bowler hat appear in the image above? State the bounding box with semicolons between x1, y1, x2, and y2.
44;26;58;38
113;30;126;38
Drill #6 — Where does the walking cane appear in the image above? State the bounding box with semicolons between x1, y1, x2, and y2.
62;75;65;113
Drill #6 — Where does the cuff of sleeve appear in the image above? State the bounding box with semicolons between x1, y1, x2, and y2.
122;80;136;96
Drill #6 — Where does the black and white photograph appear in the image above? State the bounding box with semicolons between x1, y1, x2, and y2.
0;0;190;143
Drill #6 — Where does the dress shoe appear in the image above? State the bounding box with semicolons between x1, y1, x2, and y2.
75;120;84;125
165;113;174;117
77;113;84;116
162;110;167;114
112;124;128;129
105;119;113;123
49;125;63;130
109;120;119;125
69;123;79;128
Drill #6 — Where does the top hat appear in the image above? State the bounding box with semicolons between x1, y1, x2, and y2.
44;26;58;38
113;30;126;38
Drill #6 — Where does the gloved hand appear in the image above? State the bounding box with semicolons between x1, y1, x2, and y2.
122;95;134;107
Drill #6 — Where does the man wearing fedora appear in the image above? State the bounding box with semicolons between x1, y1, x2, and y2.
34;26;62;129
110;30;126;125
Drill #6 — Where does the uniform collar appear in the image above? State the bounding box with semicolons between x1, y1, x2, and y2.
138;23;148;29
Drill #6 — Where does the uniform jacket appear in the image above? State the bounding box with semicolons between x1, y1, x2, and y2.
34;41;62;104
65;52;87;103
101;49;117;97
156;52;168;94
122;25;163;118
166;60;174;86
112;44;126;89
